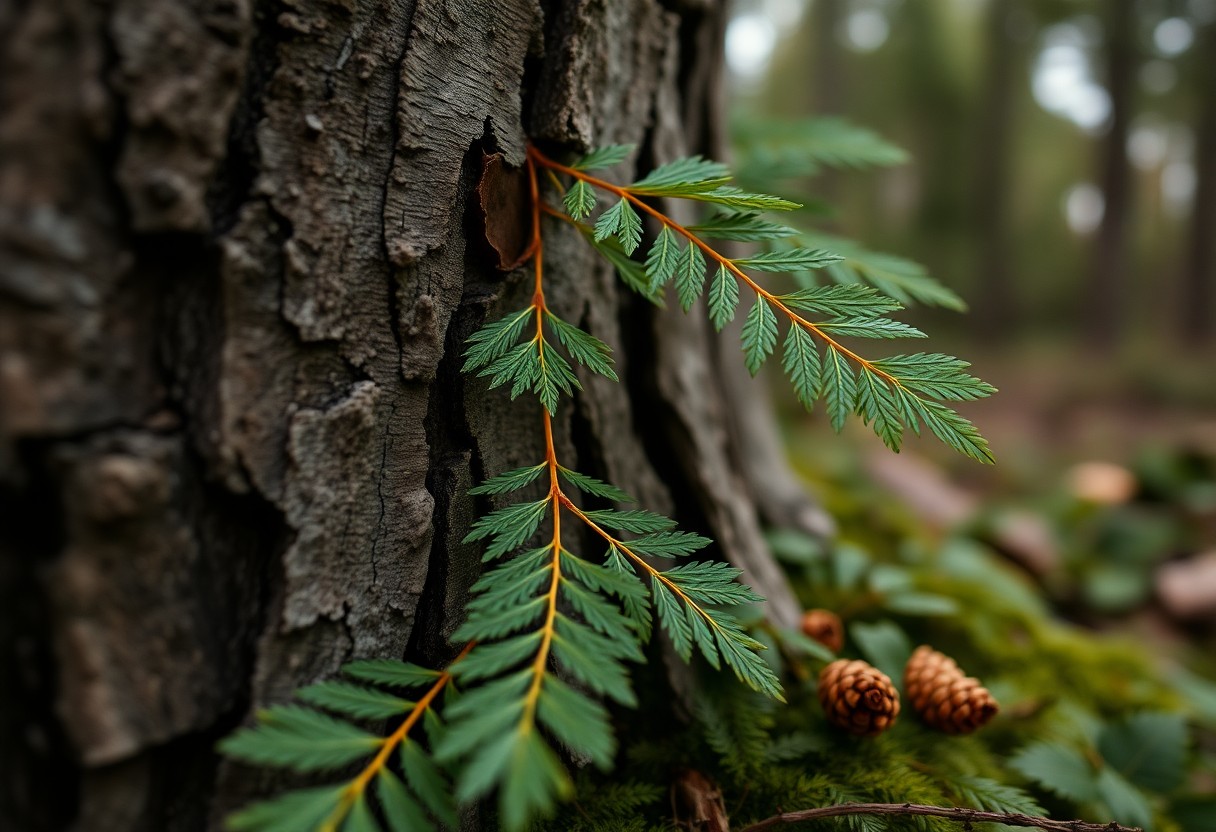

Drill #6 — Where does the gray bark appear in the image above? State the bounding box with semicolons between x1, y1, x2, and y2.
0;1;816;829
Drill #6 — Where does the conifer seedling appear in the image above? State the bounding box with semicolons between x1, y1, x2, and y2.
219;140;997;831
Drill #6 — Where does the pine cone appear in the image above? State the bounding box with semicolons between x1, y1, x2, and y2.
818;659;900;736
903;646;999;734
801;608;844;653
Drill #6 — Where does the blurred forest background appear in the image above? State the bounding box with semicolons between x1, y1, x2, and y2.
723;0;1216;717
728;0;1215;464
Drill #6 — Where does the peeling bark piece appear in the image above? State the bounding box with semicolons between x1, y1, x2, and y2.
476;153;533;271
382;0;542;268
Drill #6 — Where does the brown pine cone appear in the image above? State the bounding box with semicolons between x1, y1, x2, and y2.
801;609;844;653
903;646;999;734
818;659;900;736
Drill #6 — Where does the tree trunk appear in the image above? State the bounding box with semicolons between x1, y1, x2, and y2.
1085;0;1136;348
811;0;844;117
1180;20;1216;346
809;0;845;213
0;1;814;829
971;0;1017;339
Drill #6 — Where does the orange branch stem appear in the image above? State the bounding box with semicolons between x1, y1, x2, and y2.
518;155;563;733
557;493;720;637
320;641;475;831
527;155;546;306
526;145;899;387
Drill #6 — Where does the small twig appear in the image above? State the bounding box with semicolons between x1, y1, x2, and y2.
740;803;1140;832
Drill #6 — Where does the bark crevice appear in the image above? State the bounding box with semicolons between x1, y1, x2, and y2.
0;1;829;828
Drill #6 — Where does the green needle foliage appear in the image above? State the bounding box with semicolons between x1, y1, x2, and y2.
219;659;459;832
733;116;910;180
221;133;997;832
797;229;967;311
547;143;996;463
534;503;1209;832
732;117;967;312
437;452;781;826
688;211;798;242
461;305;616;414
441;539;640;827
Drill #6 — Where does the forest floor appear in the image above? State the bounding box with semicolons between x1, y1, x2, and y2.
779;338;1216;688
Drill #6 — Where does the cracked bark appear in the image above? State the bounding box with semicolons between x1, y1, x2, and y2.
0;1;824;829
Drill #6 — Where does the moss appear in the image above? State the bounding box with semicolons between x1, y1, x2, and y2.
543;472;1210;832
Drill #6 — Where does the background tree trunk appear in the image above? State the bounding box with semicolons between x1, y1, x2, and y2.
1180;19;1216;346
0;1;814;829
811;0;844;118
1084;0;1136;348
971;0;1017;339
809;0;845;210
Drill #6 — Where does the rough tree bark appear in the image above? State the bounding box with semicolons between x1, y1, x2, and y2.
0;1;821;830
